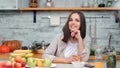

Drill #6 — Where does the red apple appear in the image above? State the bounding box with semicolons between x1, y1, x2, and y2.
20;62;26;67
12;61;16;68
14;62;22;68
0;62;5;68
14;56;23;63
5;61;12;68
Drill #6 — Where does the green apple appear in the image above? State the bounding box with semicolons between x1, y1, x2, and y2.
44;59;51;67
22;57;27;62
9;56;14;62
27;57;36;67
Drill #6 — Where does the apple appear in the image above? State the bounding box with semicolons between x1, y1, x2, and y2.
22;57;27;62
27;57;36;67
12;61;16;68
15;56;23;63
14;62;22;68
20;62;26;67
9;56;14;62
0;62;5;68
5;61;12;68
44;59;51;67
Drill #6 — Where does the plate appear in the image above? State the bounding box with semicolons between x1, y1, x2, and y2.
51;64;57;68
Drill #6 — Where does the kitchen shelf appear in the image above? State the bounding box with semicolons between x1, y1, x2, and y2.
19;7;120;11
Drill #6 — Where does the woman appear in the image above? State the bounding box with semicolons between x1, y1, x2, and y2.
42;11;91;64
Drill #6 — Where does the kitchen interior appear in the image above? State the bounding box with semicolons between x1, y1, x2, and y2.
0;0;120;68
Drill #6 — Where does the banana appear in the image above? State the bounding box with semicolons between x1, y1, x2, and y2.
13;50;32;53
10;53;26;57
25;53;34;57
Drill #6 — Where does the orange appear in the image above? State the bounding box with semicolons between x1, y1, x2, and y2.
36;59;44;67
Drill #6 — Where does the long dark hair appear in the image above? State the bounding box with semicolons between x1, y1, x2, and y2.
62;11;86;43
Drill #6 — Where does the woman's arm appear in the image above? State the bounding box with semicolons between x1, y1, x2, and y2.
42;34;59;61
74;30;91;62
78;36;91;61
42;34;77;63
53;55;80;63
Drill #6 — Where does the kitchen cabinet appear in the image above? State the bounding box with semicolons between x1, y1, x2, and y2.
0;0;18;10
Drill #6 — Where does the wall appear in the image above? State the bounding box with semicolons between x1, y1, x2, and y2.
0;0;120;51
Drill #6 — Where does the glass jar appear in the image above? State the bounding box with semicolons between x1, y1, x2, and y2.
106;0;113;7
95;46;102;60
46;0;53;7
95;46;103;68
29;0;38;8
106;51;116;68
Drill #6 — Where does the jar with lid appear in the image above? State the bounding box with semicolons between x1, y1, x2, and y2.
106;0;113;7
106;51;116;68
46;0;53;7
29;0;38;8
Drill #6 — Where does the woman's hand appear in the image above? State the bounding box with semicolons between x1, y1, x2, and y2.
71;30;82;40
64;55;81;63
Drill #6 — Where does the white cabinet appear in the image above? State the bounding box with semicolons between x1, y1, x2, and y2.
0;0;18;10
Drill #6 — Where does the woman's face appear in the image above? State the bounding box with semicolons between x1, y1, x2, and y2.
68;13;80;32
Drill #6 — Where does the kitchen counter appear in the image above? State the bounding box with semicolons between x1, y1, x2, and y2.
1;53;120;60
1;53;120;68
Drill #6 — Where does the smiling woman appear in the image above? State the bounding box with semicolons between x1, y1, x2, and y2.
42;11;91;64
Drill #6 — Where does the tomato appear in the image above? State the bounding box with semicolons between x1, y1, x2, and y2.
0;44;10;53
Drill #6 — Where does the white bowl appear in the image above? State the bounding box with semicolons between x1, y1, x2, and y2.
72;61;85;68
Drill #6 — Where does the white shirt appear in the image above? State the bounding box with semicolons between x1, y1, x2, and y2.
64;40;78;58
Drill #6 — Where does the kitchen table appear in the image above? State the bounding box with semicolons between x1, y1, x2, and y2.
1;53;120;60
0;59;120;68
56;61;120;68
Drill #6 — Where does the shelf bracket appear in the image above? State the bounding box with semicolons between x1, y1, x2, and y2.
33;10;37;23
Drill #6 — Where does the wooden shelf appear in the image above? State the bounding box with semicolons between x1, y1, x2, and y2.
19;7;120;11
